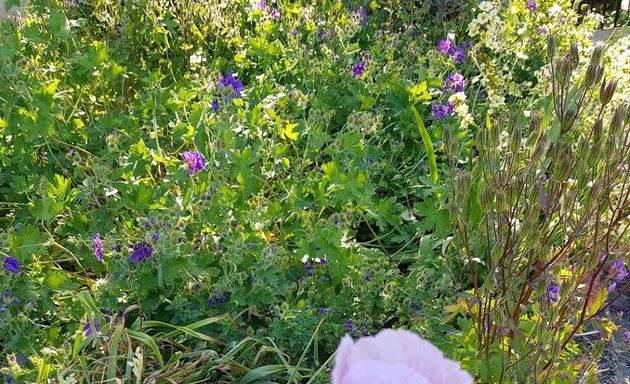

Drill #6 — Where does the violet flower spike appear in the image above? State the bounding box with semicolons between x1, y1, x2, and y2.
3;256;21;274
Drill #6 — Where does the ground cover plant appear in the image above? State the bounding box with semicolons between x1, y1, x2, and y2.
0;0;629;383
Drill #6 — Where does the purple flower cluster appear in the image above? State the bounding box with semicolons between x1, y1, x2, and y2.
208;289;228;306
93;233;104;261
436;39;468;64
129;241;153;263
352;61;366;78
357;6;368;25
216;72;243;101
432;102;454;120
181;151;206;176
3;257;20;274
608;258;629;291
445;73;465;92
526;0;537;12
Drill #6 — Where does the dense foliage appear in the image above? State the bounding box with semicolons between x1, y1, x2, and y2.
0;0;628;383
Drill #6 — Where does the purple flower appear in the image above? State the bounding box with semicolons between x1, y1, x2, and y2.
432;102;454;120
15;356;32;366
624;331;630;344
305;261;313;276
358;6;368;25
259;0;266;11
11;297;20;304
270;8;280;19
3;257;20;274
526;0;537;12
411;303;422;311
3;289;10;299
83;316;102;337
129;241;153;263
437;39;455;55
611;258;628;281
212;98;219;112
548;283;560;303
181;151;206;176
93;233;104;261
536;25;549;35
151;231;160;242
453;45;467;64
352;61;366;78
445;73;465;92
216;72;243;101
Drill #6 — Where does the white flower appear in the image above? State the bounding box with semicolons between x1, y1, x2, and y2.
449;92;467;106
468;21;481;37
454;103;469;116
549;4;562;17
499;131;510;148
477;12;491;25
478;1;493;12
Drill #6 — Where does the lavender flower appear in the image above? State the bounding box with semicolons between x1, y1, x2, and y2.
212;98;219;112
611;258;628;281
526;0;537;12
181;151;206;176
270;8;280;19
3;289;10;299
93;233;104;261
3;257;20;274
352;61;366;78
129;241;153;263
437;39;455;55
547;283;560;303
536;25;549;35
445;73;465;92
259;0;266;12
216;72;243;101
305;261;313;276
357;6;368;25
432;102;454;120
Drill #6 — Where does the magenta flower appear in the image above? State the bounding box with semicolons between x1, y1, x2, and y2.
3;257;21;274
181;151;206;176
332;329;473;384
437;39;455;55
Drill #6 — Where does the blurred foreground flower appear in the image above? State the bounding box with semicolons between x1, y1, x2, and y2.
332;329;473;384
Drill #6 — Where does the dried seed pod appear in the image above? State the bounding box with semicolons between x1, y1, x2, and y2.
569;44;579;67
600;78;617;106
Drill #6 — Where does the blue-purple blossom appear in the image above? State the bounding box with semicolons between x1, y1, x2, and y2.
411;303;422;311
432;102;454;120
547;283;560;303
270;8;280;19
129;241;153;262
216;72;243;101
445;73;465;92
3;289;10;299
15;356;32;366
526;0;537;12
537;25;549;35
11;297;20;304
3;257;20;274
83;316;102;336
437;39;455;55
357;6;368;25
453;45;467;64
352;61;366;78
93;233;104;261
212;98;219;112
181;151;206;176
305;261;313;276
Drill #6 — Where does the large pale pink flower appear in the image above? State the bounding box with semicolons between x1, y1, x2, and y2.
332;329;473;384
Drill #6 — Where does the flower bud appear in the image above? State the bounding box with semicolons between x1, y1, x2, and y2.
547;36;556;59
600;78;617;106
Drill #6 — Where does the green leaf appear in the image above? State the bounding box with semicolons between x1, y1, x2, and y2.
411;105;438;184
126;330;164;367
